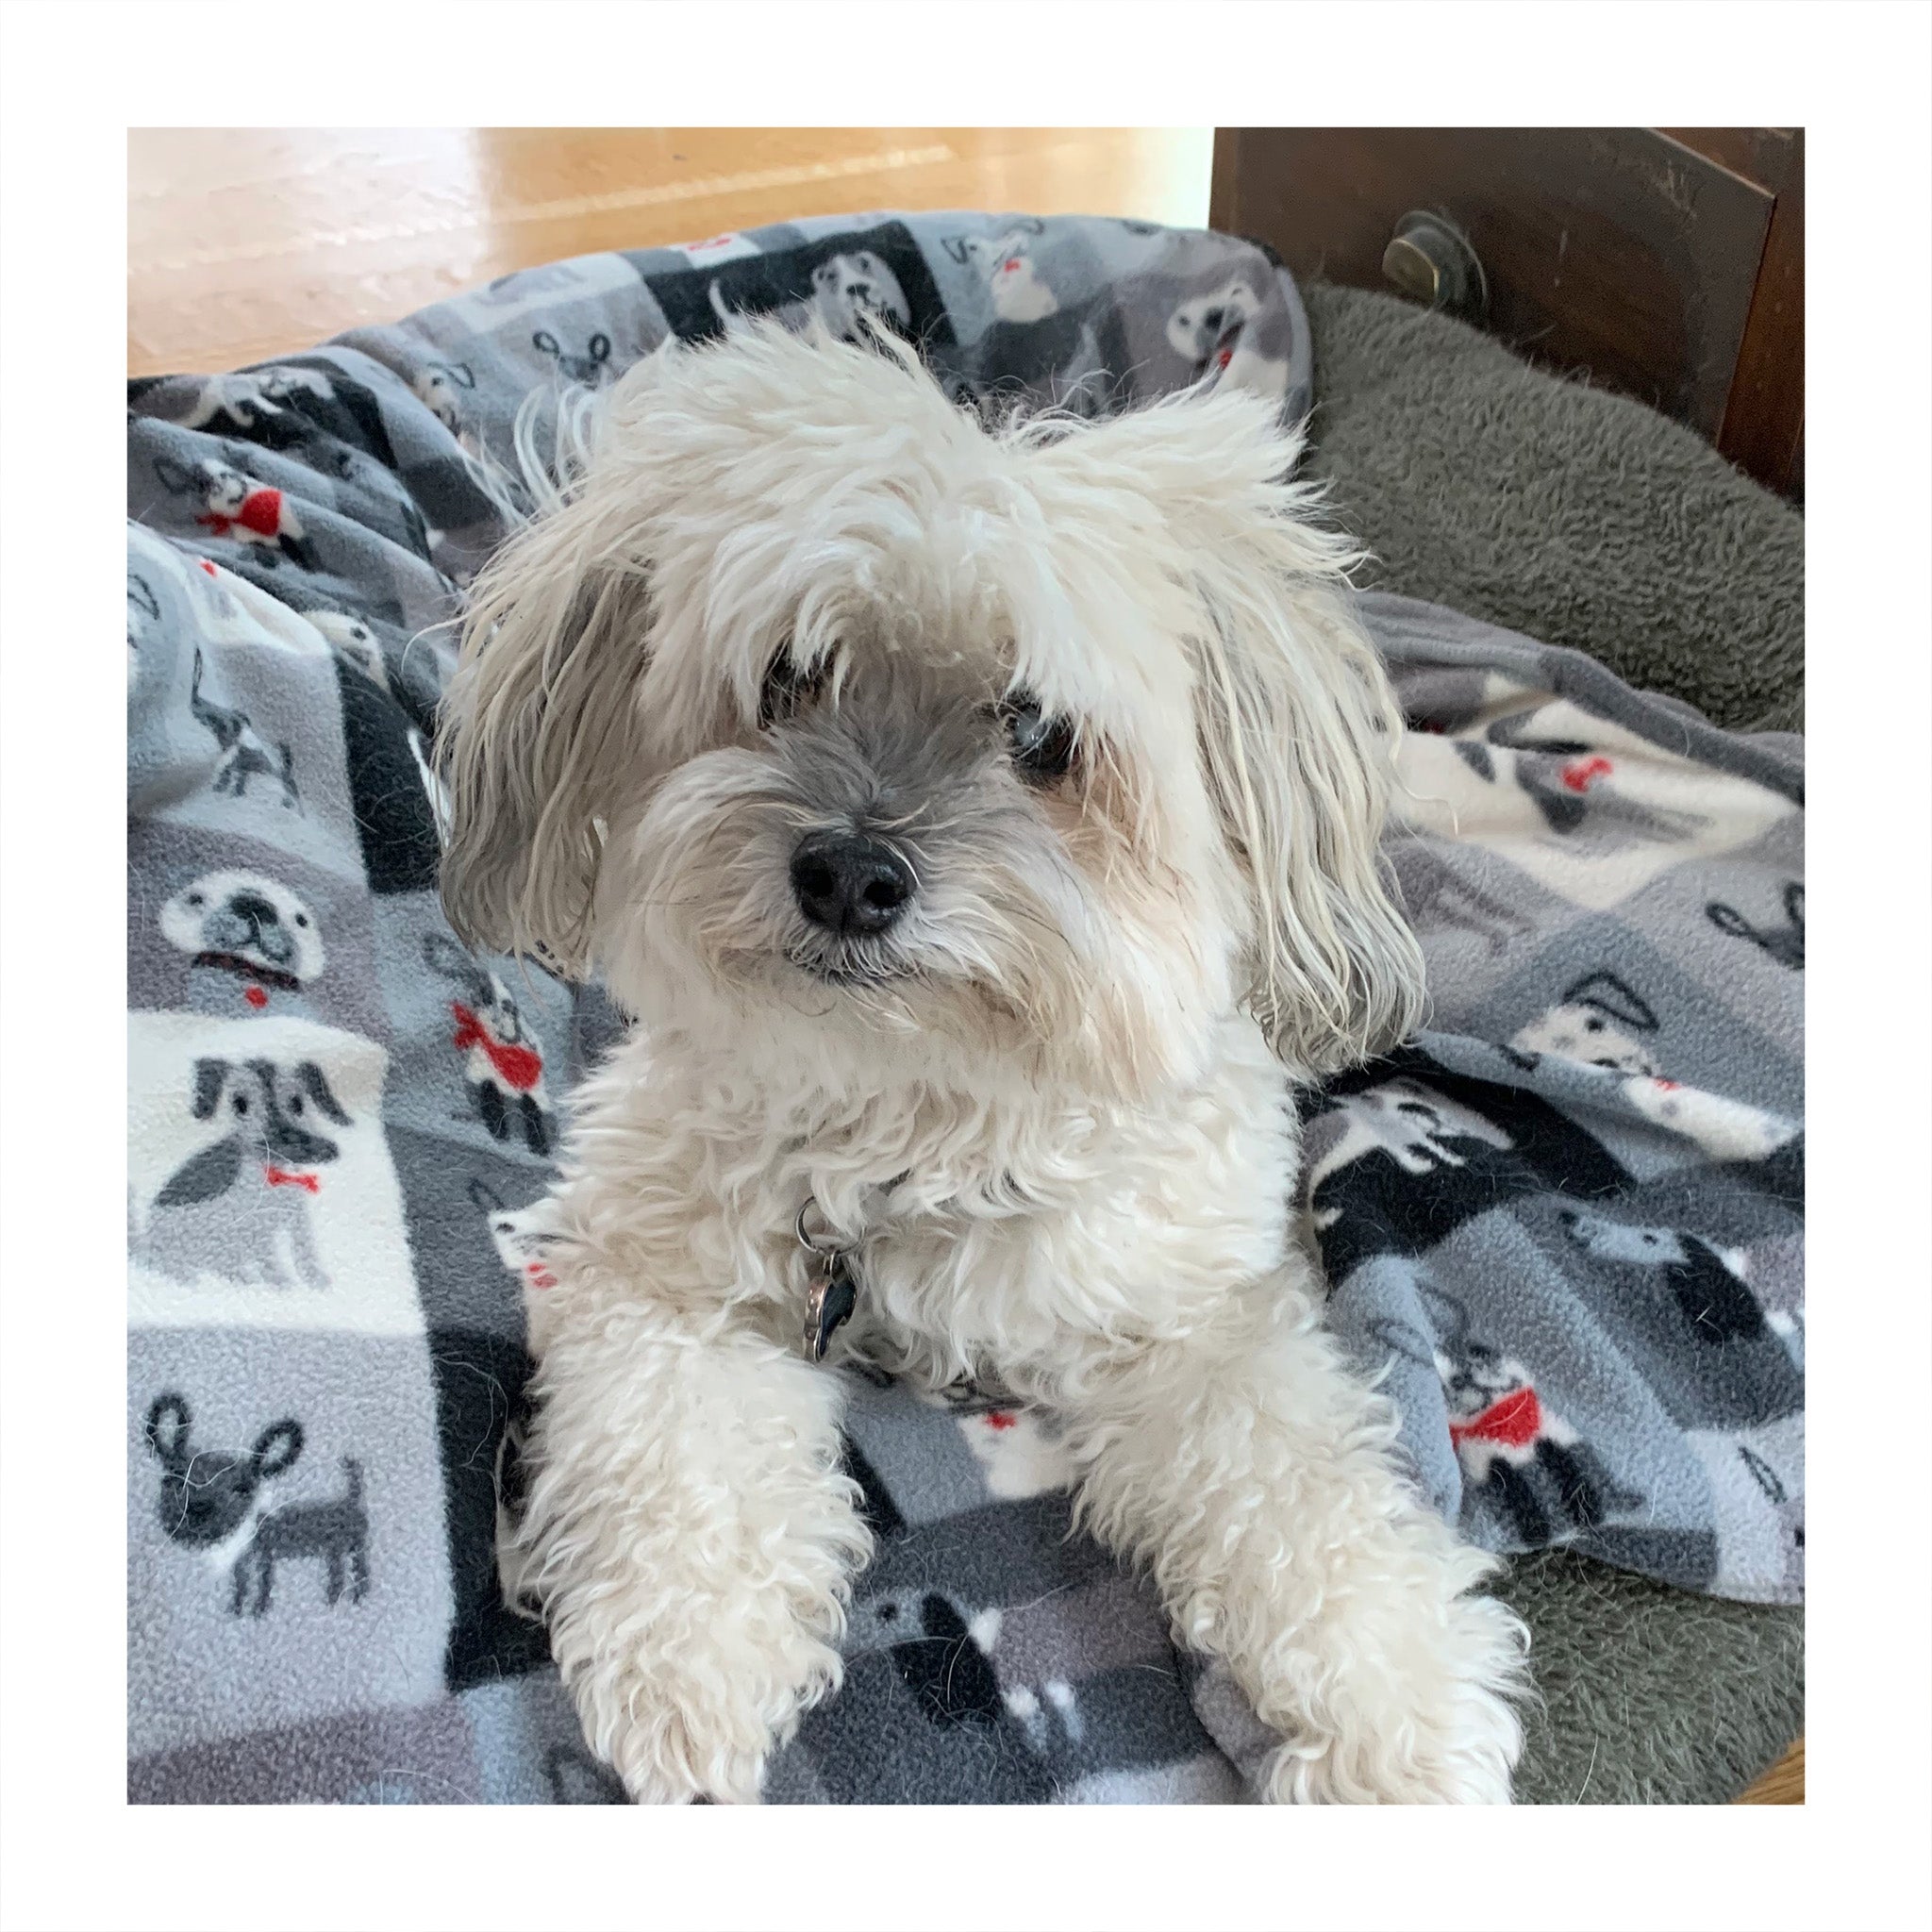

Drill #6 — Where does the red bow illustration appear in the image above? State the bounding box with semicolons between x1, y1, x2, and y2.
451;1002;543;1091
197;487;285;541
1448;1386;1542;1451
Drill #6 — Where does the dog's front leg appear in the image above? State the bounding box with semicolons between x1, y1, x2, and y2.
1062;1278;1527;1804
510;1274;870;1803
287;1208;329;1292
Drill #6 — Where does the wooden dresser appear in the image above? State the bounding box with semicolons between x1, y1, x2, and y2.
1210;128;1804;501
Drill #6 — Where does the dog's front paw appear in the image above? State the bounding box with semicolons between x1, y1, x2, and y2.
1261;1587;1527;1805
567;1630;845;1805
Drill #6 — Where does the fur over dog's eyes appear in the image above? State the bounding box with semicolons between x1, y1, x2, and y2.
758;647;828;728
1000;691;1077;784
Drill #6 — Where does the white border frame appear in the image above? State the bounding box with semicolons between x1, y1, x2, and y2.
4;5;1928;1929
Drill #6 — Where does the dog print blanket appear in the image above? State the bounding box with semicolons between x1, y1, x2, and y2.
126;211;1803;1805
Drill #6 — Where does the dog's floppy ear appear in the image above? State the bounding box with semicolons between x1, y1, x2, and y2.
1705;900;1757;944
1565;970;1657;1034
422;930;488;997
294;1060;351;1126
156;1138;242;1208
190;1058;228;1120
250;1419;304;1480
1035;387;1424;1077
437;373;663;974
1671;1239;1765;1342
145;1395;193;1471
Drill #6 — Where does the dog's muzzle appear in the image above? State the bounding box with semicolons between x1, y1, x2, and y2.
207;891;294;965
162;1464;254;1545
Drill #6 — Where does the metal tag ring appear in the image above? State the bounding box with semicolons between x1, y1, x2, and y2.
795;1198;852;1257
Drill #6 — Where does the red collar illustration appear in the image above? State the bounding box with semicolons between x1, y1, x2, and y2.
451;1002;543;1091
1448;1386;1542;1450
197;487;283;540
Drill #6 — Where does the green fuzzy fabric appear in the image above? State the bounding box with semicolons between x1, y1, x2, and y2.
1303;283;1805;1803
1302;284;1806;736
1501;1552;1805;1804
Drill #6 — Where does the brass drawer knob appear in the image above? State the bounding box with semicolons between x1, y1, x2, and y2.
1382;211;1488;321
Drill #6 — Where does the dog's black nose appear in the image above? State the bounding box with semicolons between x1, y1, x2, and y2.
791;832;914;937
229;891;278;932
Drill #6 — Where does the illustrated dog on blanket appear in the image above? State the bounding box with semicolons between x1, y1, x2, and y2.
438;322;1528;1804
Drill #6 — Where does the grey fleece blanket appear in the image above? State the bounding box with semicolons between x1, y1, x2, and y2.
125;215;1801;1806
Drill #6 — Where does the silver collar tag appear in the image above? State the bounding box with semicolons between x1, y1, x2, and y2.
795;1200;859;1363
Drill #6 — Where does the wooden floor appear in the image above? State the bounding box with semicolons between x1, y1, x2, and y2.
124;126;1802;1807
126;126;1212;375
1739;1737;1805;1805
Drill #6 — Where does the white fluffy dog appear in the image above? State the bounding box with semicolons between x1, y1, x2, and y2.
438;323;1528;1804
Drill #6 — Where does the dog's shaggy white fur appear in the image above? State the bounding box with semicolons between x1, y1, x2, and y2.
438;323;1529;1804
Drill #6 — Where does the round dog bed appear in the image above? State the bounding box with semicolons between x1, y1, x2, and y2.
124;215;1801;1806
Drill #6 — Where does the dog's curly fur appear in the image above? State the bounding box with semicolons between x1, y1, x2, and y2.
438;322;1528;1804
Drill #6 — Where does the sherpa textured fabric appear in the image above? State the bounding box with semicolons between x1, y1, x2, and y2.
1506;1547;1805;1805
1299;283;1805;735
125;216;1801;1806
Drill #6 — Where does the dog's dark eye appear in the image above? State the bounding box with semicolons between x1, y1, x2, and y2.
186;893;204;908
758;647;827;728
289;1095;304;1116
293;913;308;927
1000;691;1076;784
1584;1017;1604;1032
232;1094;249;1115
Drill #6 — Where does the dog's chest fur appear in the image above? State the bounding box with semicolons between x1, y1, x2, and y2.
548;1015;1304;1380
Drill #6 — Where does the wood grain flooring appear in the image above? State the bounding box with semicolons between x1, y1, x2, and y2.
127;126;1212;375
1738;1737;1805;1804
